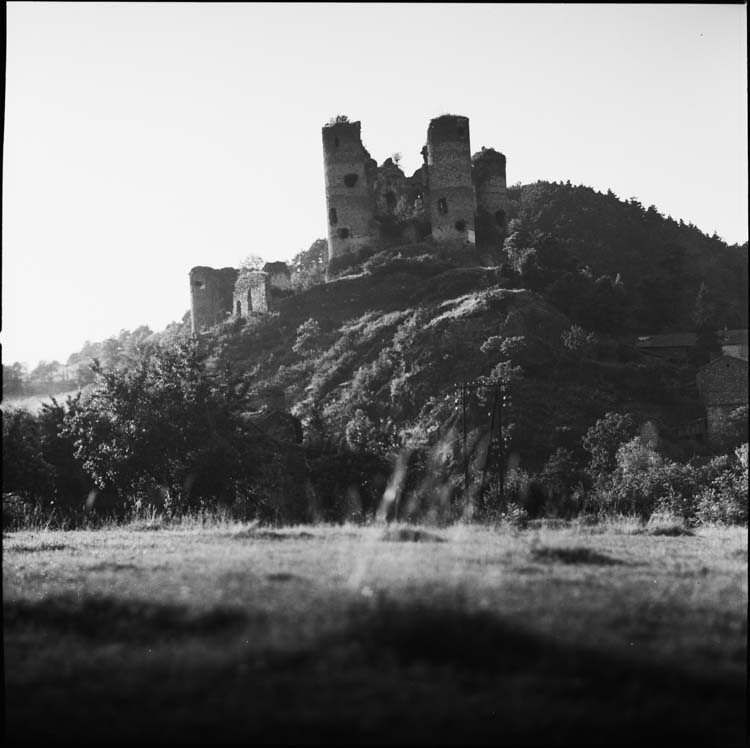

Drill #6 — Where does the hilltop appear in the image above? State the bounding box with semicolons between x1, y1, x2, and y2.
192;180;744;466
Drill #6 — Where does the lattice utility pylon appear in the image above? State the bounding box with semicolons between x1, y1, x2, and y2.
453;379;512;512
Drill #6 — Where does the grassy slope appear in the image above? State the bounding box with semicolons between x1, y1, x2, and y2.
209;259;704;464
4;523;746;745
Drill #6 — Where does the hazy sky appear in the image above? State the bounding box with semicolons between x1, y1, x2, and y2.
3;3;747;369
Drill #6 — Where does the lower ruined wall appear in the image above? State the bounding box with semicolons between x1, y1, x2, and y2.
190;267;239;334
706;405;745;445
233;270;273;317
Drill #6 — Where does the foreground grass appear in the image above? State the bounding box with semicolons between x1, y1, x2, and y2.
3;522;747;745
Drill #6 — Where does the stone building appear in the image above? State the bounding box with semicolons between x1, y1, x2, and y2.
189;266;239;334
720;329;748;361
189;262;292;334
233;270;272;317
322;119;379;261
473;147;508;239
321;114;508;268
636;329;749;363
425;115;476;244
696;355;749;443
190;115;511;332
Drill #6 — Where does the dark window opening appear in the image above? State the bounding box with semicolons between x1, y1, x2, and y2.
337;228;350;239
329;207;338;225
455;220;467;232
334;136;340;147
437;198;448;215
192;281;205;290
457;126;465;137
344;173;358;187
236;300;242;316
385;191;397;210
495;209;506;227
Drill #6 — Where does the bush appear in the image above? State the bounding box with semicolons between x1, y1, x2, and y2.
61;339;272;513
596;437;700;520
2;408;54;501
695;444;748;525
582;412;637;478
306;450;390;522
536;448;585;518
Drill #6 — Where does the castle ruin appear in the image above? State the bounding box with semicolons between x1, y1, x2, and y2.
321;114;508;265
189;114;507;334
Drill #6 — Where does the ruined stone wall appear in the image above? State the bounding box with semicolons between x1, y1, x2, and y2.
373;158;410;216
696;356;748;443
322;120;378;264
696;356;748;406
234;270;272;316
473;147;508;235
706;405;743;445
263;262;292;291
189;266;238;334
425;115;476;245
249;272;271;312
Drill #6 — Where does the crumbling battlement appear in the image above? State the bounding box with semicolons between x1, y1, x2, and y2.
190;262;292;334
321;114;508;271
189;266;239;334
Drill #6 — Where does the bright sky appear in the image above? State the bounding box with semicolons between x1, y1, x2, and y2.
3;3;747;369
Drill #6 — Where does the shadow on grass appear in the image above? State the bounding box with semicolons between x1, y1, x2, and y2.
381;527;446;543
4;597;746;746
8;543;70;553
233;530;316;541
530;546;623;565
646;525;695;537
4;595;250;642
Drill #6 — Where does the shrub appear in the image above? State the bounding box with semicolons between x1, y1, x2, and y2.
2;407;53;501
536;448;585;518
695;444;748;525
61;339;271;513
596;437;701;520
582;411;637;478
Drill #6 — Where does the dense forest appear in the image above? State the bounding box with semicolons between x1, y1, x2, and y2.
3;181;747;527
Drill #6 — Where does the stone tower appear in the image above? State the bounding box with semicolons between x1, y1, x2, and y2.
425;115;476;244
322;119;378;264
189;266;238;334
473;148;508;234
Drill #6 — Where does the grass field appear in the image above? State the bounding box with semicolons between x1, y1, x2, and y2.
3;520;747;745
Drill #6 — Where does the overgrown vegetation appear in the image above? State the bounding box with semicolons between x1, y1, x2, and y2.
3;182;747;529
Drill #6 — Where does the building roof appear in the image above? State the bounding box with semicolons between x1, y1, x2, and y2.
636;333;697;348
635;329;748;349
720;329;748;347
697;354;749;375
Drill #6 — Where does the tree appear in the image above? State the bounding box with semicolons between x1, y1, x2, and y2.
562;325;598;363
582;411;637;478
691;282;716;331
61;338;269;511
290;239;327;290
293;318;323;355
3;362;27;397
2;407;54;500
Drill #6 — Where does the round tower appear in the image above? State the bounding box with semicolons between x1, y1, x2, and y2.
425;115;476;244
322;119;377;265
473;147;508;236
